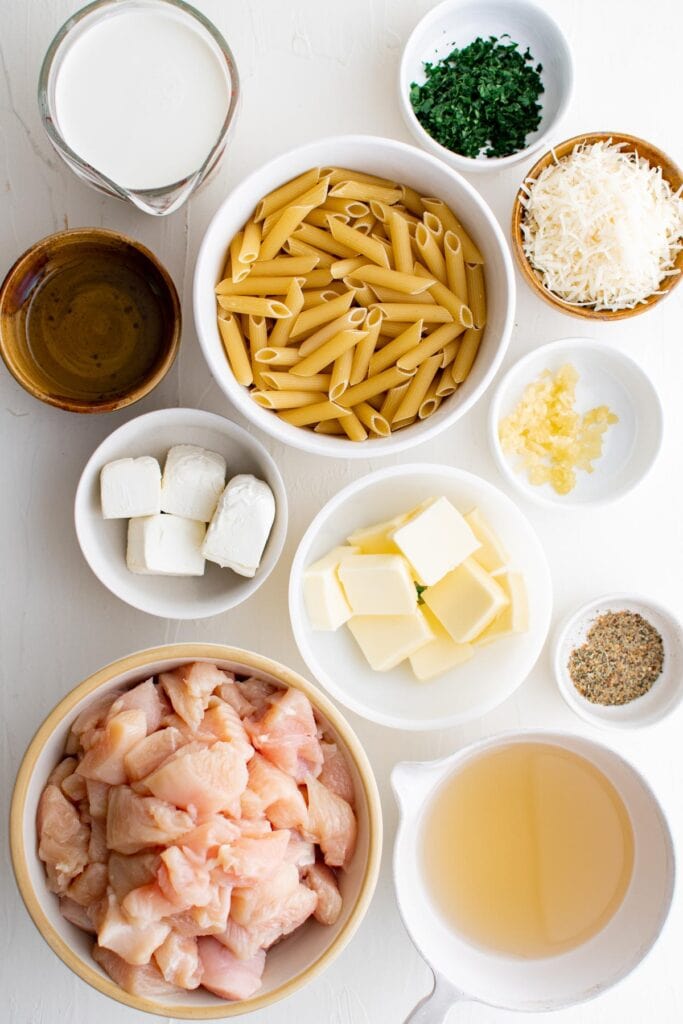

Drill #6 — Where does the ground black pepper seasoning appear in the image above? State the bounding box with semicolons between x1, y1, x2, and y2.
568;610;664;706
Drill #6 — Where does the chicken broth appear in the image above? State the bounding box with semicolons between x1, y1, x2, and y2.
420;742;634;959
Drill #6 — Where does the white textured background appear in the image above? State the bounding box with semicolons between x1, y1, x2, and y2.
1;1;682;1021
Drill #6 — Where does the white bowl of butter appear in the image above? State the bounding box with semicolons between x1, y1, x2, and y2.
75;408;287;619
288;464;552;730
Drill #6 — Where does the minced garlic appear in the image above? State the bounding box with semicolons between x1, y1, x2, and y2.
499;364;618;495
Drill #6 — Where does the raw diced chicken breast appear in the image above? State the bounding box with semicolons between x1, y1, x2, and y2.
169;881;232;937
97;893;170;965
61;772;87;802
284;831;316;873
77;710;147;785
108;851;160;902
245;689;323;783
154;931;202;990
304;863;343;925
174;817;240;857
37;785;90;892
106;679;164;734
106;786;193;855
247;753;308;831
60;896;96;933
124;727;185;782
200;700;254;760
319;741;355;806
238;677;277;715
93;944;180;997
305;775;357;868
122;881;179;925
216;830;290;887
254;883;317;950
159;662;228;732
158;846;212;908
88;818;108;863
217;679;254;718
231;862;299;927
215;917;262;960
85;779;110;820
47;757;78;789
144;742;248;818
67;862;108;906
236;817;272;839
239;788;264;819
70;691;123;740
197;937;265;1000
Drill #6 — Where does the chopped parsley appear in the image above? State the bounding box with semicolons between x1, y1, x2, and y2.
410;35;544;159
415;583;427;604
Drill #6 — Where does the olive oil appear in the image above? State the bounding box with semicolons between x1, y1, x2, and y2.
421;742;634;959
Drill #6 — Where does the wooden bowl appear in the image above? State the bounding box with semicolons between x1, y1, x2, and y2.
0;228;181;412
10;643;382;1018
511;132;683;321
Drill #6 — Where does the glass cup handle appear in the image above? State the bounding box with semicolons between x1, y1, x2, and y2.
404;970;466;1023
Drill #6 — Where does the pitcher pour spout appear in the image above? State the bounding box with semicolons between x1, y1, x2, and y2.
404;969;467;1023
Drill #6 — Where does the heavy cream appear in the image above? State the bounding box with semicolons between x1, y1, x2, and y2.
54;6;231;190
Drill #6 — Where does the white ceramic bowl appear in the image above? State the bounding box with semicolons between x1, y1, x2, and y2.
10;644;382;1018
392;730;675;1013
554;593;683;730
488;338;663;509
75;408;287;619
194;134;515;458
399;0;573;173
288;464;552;730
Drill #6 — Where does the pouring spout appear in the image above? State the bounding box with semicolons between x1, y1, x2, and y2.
404;970;467;1023
391;753;457;813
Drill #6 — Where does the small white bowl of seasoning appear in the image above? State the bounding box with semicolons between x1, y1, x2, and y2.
399;0;573;173
554;593;683;729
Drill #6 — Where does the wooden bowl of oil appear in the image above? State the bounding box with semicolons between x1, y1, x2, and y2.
0;228;180;412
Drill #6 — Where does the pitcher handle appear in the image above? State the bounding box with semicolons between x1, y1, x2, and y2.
404;970;466;1023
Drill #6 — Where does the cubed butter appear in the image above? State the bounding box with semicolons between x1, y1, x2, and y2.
423;558;509;644
160;445;226;522
392;496;480;586
100;457;161;519
338;554;417;615
346;500;433;554
409;609;475;681
127;514;206;576
465;508;509;573
348;609;434;671
202;475;275;577
303;546;360;631
474;571;529;645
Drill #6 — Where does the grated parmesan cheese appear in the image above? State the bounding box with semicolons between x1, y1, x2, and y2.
521;141;683;311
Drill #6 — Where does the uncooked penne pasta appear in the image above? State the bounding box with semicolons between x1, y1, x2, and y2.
368;320;423;376
391;414;417;431
420;197;483;264
260;202;317;262
440;340;459;368
329;348;354;401
298;307;366;357
423;211;444;245
329;218;390;268
413;263;473;327
368;284;435;304
330;256;366;279
261;179;330;236
344;279;375;307
254;347;302;367
388;209;413;274
314;419;345;435
215;276;298;296
218;313;253;387
291;223;357;259
370;303;452;323
291;328;366;378
465;262;486;328
252;390;328;410
322;167;397;188
415;222;447;285
296;269;333;289
339;409;368;442
304;208;348;230
379;320;424;339
260;371;331;391
352;212;377;235
350;264;435;295
337;364;416;407
254;167;321;222
266;278;305;348
321;197;369;218
444;231;467;304
396;321;464;372
229;230;250;283
393;354;442;422
217;295;290;317
300;288;339;310
418;377;441;419
284;237;336;268
329;180;402;205
436;367;458;397
451;327;483;383
379;381;411;422
290;290;356;339
349;307;382;386
355;401;390;436
400;185;425;217
239;219;262;264
249;255;318;276
279;400;352;427
248;315;269;389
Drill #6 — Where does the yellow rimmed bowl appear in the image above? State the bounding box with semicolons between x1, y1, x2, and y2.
511;132;683;320
10;643;382;1018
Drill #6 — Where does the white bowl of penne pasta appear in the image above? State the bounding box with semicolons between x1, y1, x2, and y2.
194;135;515;457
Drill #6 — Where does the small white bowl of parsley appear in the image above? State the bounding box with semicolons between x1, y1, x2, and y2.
399;0;573;172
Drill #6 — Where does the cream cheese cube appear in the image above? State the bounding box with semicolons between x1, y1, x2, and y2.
409;609;475;681
202;475;275;577
348;609;434;671
423;558;509;644
303;546;360;631
465;508;509;574
160;445;226;522
338;554;417;615
346;500;433;554
392;497;480;586
100;457;161;519
474;571;529;646
127;514;206;576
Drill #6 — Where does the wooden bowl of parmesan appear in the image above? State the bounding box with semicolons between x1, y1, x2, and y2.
511;132;683;320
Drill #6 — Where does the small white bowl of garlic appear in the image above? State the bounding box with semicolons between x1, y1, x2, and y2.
75;408;287;619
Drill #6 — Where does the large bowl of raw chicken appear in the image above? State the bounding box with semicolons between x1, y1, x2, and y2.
10;644;382;1018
